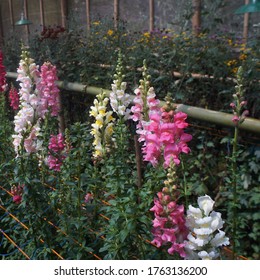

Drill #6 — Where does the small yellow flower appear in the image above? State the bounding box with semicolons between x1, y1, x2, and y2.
107;29;114;36
143;32;150;38
92;21;100;26
232;67;238;74
239;53;247;61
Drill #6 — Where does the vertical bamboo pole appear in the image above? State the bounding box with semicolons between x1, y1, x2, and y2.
0;8;3;46
86;0;91;31
114;0;119;30
134;135;142;190
39;0;45;29
8;0;14;31
24;0;30;37
59;1;67;133
192;0;201;35
60;0;67;28
149;0;154;32
243;0;249;44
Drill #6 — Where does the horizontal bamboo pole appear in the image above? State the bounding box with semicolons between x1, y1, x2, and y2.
6;72;260;134
175;103;260;134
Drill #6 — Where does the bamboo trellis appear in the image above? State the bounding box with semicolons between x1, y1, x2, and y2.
6;71;260;135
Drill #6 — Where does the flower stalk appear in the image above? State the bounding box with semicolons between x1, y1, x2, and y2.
230;66;248;259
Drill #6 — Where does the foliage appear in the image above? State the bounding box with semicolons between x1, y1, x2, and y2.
0;19;259;260
2;17;260;120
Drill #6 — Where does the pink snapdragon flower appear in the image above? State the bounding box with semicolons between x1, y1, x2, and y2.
150;187;188;258
131;88;143;122
11;185;24;204
84;192;94;203
23;121;42;154
37;62;60;117
130;68;192;168
142;109;192;168
130;86;161;143
0;50;7;92
9;86;19;110
47;133;66;171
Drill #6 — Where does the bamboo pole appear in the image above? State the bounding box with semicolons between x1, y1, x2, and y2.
243;0;250;44
149;0;154;32
134;135;142;191
192;0;201;35
8;0;14;31
0;7;3;46
6;72;260;134
114;0;119;30
60;0;67;28
39;0;45;28
24;0;30;36
86;0;90;31
0;228;31;259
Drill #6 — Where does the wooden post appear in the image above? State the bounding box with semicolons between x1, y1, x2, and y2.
58;94;65;134
0;7;3;47
192;0;201;35
60;0;67;28
59;0;68;133
114;0;119;30
39;0;45;29
86;0;90;31
134;135;142;190
243;0;250;44
8;0;14;31
149;0;154;32
24;0;30;36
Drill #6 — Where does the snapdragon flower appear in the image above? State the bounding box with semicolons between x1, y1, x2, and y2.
230;66;249;126
9;85;19;110
130;60;161;142
109;51;131;119
37;62;60;118
90;91;114;159
11;184;24;204
110;80;131;119
130;62;192;168
47;133;66;171
142;109;192;168
150;186;188;258
184;195;230;260
13;49;42;155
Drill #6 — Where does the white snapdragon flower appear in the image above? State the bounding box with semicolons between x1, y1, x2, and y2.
210;211;224;231
198;250;219;260
13;50;42;156
210;230;230;247
184;195;230;260
198;195;214;216
109;79;131;118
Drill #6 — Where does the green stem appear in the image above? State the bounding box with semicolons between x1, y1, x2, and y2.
231;126;238;259
181;159;188;209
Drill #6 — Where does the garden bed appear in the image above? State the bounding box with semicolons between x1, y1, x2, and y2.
0;38;259;260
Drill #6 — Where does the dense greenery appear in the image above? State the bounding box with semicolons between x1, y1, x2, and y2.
3;18;260;120
0;17;259;260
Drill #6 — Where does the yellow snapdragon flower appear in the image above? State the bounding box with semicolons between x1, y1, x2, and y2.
89;91;115;159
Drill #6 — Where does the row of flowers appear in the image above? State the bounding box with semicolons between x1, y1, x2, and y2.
1;47;250;259
87;54;231;260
